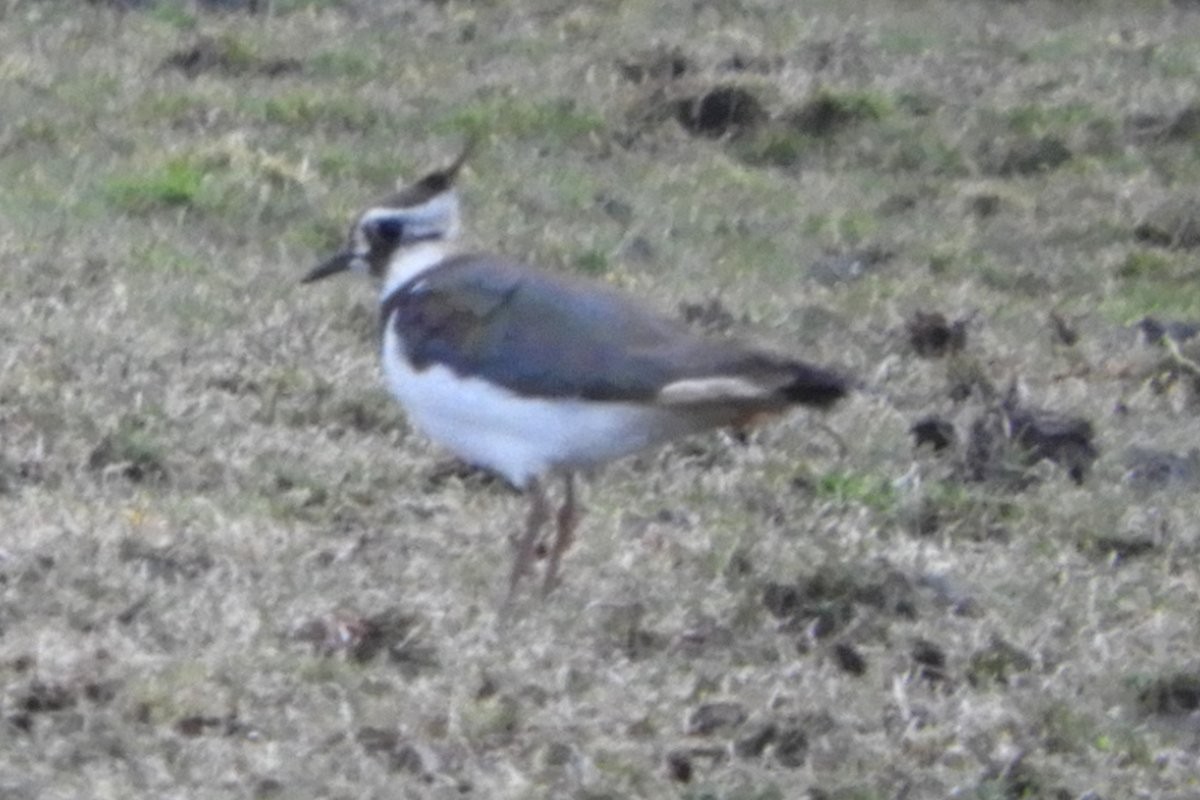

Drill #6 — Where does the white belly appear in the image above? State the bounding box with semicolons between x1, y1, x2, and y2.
381;324;699;488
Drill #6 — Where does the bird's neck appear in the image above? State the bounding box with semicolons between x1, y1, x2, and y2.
380;240;457;301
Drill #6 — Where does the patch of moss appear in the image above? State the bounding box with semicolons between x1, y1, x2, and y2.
573;248;610;275
813;471;896;512
104;159;205;213
1101;279;1200;321
1116;249;1175;280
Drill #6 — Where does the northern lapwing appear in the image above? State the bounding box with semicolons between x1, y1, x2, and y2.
303;146;850;606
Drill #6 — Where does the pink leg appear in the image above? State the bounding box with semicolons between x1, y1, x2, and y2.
542;473;580;597
504;478;549;611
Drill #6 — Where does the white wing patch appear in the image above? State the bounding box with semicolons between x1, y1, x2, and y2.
656;376;770;405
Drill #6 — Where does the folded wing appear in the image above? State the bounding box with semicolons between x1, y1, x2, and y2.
384;254;848;411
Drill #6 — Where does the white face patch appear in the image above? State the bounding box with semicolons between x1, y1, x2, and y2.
380;241;454;300
351;224;370;259
358;190;461;247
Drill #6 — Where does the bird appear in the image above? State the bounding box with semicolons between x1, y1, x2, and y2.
302;145;850;607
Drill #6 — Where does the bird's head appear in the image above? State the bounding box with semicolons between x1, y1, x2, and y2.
302;142;473;285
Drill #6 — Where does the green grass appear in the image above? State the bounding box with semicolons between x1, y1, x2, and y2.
104;158;207;213
813;470;896;511
148;1;198;29
133;91;214;126
1115;249;1175;280
572;247;611;275
1102;282;1200;321
1002;102;1099;136
253;91;384;130
435;96;607;143
308;48;376;80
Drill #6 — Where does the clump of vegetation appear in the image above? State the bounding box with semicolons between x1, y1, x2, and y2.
1116;249;1174;279
162;33;301;78
87;415;170;484
1137;671;1200;716
785;89;891;138
674;85;768;138
967;636;1034;687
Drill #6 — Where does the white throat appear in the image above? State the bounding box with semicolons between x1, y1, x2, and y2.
380;241;456;300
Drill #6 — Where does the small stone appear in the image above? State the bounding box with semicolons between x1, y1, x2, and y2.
994;136;1072;176
774;726;808;768
1139;672;1200;715
907;311;968;357
912;639;948;683
762;582;802;618
674;86;767;138
809;247;892;285
833;642;867;676
734;722;778;759
665;750;692;782
1136;317;1200;345
175;715;218;737
1124;447;1200;489
686;701;748;736
911;416;956;451
253;779;284;800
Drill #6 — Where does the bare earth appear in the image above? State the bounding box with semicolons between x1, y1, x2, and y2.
2;1;1200;797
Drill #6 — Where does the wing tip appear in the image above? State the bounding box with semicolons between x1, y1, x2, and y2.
783;364;852;409
656;364;852;409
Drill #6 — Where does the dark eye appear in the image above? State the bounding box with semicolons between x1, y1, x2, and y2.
370;217;404;243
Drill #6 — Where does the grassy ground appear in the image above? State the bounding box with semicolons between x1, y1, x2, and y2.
3;0;1200;797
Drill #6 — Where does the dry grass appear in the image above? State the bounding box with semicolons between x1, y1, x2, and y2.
3;0;1200;797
